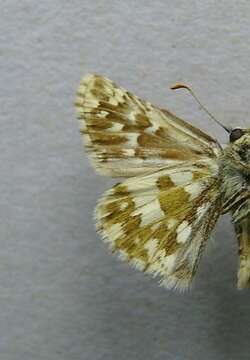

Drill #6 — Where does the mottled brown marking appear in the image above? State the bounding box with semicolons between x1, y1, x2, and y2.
151;227;179;256
174;261;192;279
89;132;127;146
99;148;125;162
114;223;156;264
122;113;151;131
139;226;154;243
136;113;151;127
85;118;113;130
159;188;190;216
165;239;180;255
155;126;169;138
91;88;109;102
192;171;206;181
123;215;141;234
97;100;120;113
93;77;107;89
132;251;149;264
153;223;169;239
103;196;135;227
122;124;140;132
115;236;149;263
137;133;166;147
99;184;137;226
134;147;148;160
113;184;130;195
184;206;198;224
99;99;132;118
105;112;127;124
159;149;196;160
157;176;175;190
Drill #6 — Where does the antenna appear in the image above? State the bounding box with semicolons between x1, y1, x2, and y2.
171;83;231;133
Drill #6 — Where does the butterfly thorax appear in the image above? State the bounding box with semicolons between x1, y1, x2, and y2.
220;131;250;223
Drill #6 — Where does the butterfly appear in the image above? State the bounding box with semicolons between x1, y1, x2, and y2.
75;73;250;290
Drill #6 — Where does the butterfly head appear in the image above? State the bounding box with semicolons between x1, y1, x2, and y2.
228;128;250;166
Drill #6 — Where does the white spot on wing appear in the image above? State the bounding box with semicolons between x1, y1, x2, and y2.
145;117;160;133
124;149;135;157
104;223;123;241
148;251;176;275
128;112;138;123
99;110;109;117
176;221;192;243
170;172;193;185
162;253;176;273
127;193;155;208
120;202;129;211
108;122;124;132
168;218;178;229
130;258;145;271
145;238;159;257
125;133;139;146
196;203;210;221
185;182;203;199
133;199;165;226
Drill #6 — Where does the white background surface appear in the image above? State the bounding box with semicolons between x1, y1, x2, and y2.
2;1;250;359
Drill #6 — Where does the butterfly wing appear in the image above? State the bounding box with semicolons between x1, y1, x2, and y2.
75;74;223;289
96;161;222;290
75;74;221;177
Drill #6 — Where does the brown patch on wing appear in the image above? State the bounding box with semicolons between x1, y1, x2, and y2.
137;133;166;147
159;187;190;216
123;113;151;131
158;149;199;160
157;175;175;190
88;132;127;146
174;261;192;279
192;170;208;181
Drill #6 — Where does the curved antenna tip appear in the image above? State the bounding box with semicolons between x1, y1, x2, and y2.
170;82;230;134
170;83;191;91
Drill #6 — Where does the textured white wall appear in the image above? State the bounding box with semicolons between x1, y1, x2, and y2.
2;1;250;359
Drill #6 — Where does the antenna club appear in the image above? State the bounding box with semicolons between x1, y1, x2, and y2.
170;83;191;91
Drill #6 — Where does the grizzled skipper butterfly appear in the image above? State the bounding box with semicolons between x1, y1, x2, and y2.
75;74;250;290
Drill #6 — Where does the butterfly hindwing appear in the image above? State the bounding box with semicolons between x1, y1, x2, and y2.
96;161;222;290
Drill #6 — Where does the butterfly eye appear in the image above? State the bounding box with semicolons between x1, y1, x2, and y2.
230;128;245;142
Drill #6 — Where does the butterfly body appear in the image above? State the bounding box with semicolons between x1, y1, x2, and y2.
75;74;250;290
218;132;250;288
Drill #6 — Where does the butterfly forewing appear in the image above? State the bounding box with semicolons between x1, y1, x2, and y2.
75;74;221;177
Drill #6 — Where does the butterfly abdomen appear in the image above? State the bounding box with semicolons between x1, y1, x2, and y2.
234;217;250;288
220;148;250;288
